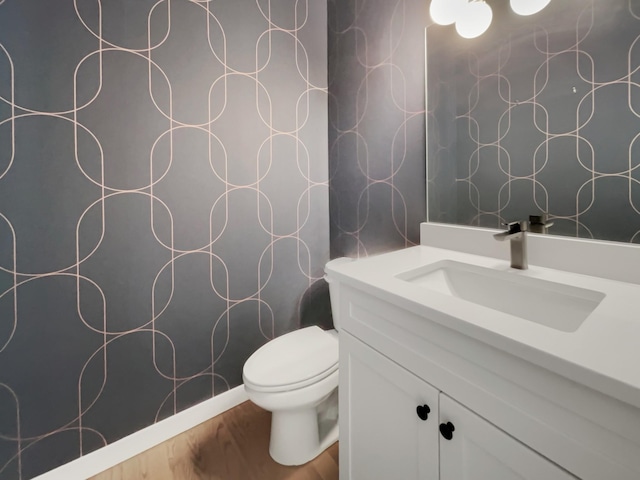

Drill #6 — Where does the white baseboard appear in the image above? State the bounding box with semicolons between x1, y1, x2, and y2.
34;386;249;480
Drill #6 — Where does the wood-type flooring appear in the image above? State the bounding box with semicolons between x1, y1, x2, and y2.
90;400;339;480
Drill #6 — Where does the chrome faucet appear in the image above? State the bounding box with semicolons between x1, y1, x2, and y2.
493;221;528;270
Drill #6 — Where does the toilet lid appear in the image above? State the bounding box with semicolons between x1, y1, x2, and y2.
243;326;338;391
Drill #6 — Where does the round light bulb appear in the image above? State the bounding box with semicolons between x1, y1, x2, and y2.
510;0;551;16
430;0;467;26
455;1;493;39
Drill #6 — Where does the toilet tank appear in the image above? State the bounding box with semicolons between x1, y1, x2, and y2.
324;257;354;331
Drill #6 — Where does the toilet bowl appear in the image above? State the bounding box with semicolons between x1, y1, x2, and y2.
242;257;352;466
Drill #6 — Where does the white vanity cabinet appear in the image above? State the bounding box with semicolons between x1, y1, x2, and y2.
337;282;640;480
341;332;439;480
439;395;575;480
341;332;575;480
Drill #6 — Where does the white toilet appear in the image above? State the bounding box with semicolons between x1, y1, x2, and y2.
242;257;351;466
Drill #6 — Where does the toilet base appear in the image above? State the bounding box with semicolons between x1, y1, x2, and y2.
269;408;339;466
268;389;339;466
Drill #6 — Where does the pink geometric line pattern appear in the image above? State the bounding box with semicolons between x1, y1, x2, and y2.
428;0;640;243
0;1;328;478
328;0;427;259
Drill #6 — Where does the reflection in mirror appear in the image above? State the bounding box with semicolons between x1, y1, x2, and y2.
427;0;640;243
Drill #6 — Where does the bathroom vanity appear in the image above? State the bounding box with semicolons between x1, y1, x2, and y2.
326;225;640;480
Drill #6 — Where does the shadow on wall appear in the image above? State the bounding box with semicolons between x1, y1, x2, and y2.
299;279;334;331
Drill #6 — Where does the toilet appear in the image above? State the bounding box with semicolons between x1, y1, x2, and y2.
242;257;351;466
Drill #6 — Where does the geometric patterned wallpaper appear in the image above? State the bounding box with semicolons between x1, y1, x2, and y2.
0;1;328;478
328;0;427;258
428;0;640;243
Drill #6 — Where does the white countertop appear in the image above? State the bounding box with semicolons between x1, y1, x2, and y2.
326;245;640;410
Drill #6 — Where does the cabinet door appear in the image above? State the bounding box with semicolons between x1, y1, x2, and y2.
341;332;439;480
439;394;577;480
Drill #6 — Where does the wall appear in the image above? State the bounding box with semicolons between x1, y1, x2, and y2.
328;0;427;258
0;1;328;478
428;0;640;243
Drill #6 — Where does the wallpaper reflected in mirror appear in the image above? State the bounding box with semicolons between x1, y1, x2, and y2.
427;0;640;243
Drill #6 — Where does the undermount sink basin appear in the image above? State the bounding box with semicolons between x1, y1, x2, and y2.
396;260;606;332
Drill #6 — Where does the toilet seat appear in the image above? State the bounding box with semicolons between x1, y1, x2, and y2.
243;326;338;393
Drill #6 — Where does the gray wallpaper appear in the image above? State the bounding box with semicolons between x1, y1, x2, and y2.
428;0;640;243
328;0;427;258
0;1;328;478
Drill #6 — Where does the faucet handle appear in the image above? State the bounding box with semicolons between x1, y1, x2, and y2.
502;220;527;234
529;214;554;233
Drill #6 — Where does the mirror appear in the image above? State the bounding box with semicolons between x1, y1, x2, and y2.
427;0;640;243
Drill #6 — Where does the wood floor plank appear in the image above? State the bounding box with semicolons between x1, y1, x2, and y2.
309;443;339;480
90;401;339;480
189;415;254;479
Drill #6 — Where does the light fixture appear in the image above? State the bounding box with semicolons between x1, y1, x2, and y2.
510;0;551;16
429;0;467;26
455;0;493;39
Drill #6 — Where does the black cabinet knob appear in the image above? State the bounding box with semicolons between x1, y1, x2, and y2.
439;421;455;440
416;404;431;421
